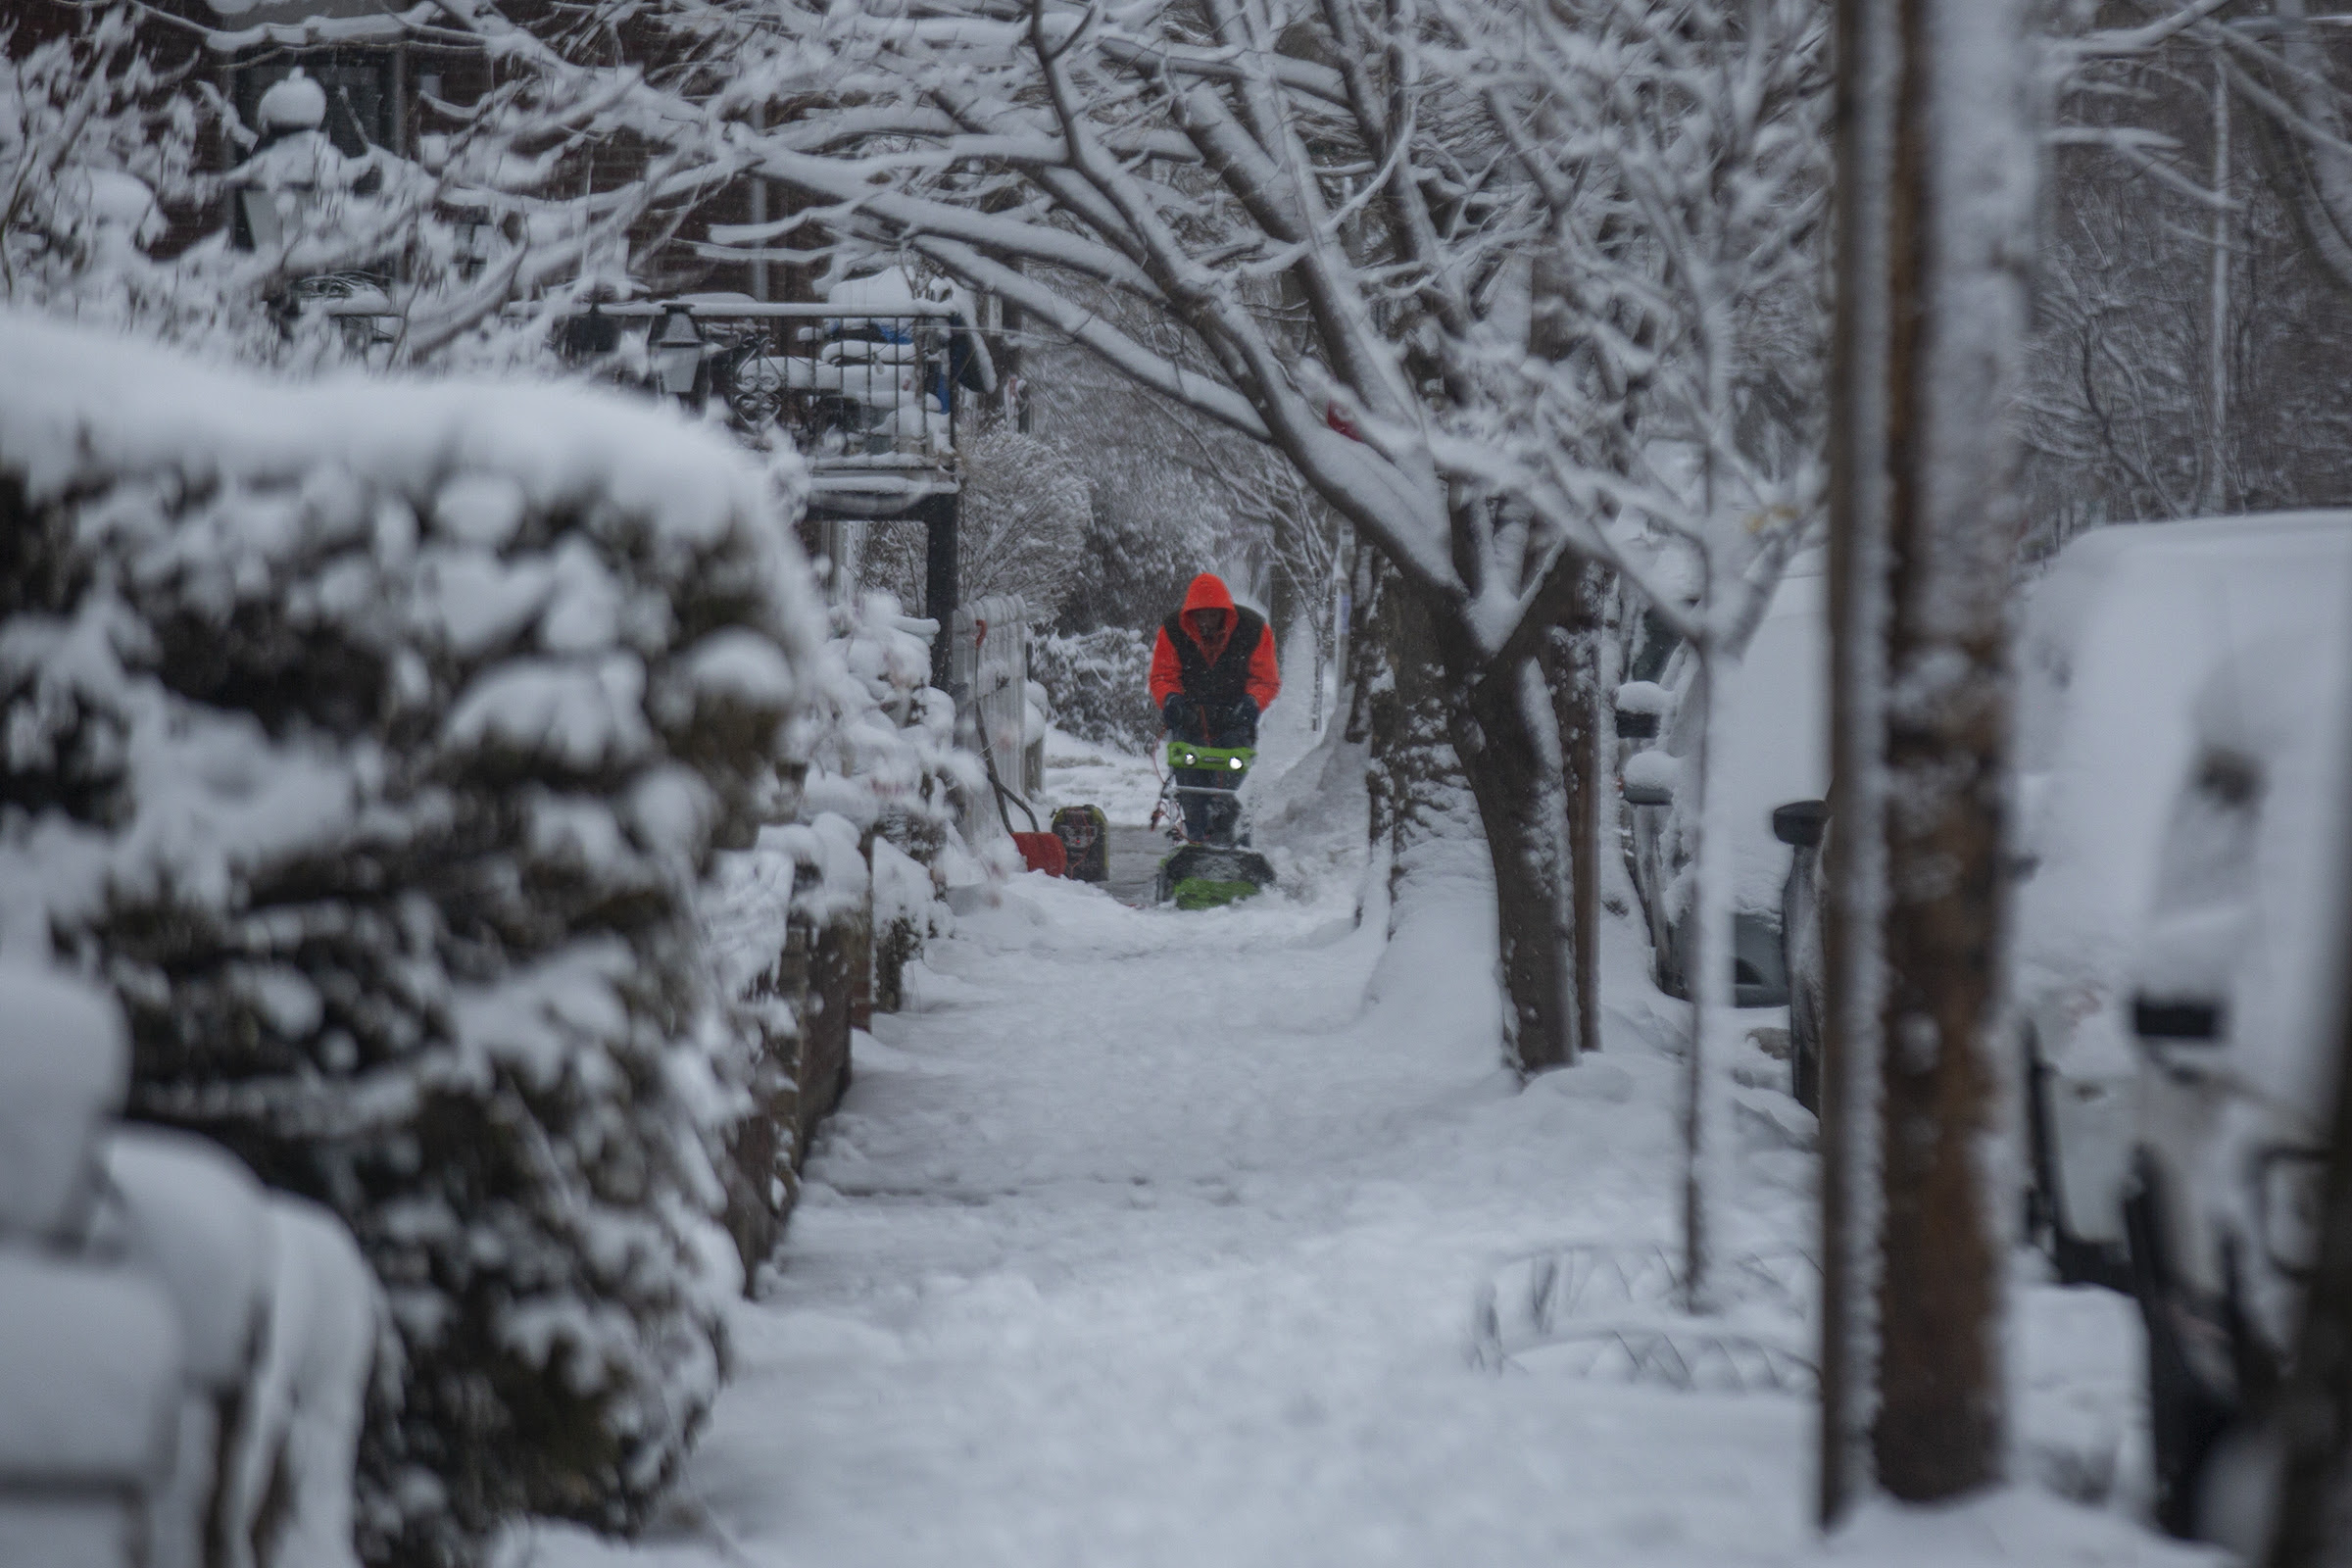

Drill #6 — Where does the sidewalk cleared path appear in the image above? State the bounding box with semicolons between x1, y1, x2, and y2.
525;735;2187;1568
526;838;1855;1568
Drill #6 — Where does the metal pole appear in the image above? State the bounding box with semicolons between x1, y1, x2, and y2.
925;490;959;690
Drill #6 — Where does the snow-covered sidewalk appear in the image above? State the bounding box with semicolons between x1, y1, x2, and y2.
528;875;1770;1566
521;737;2209;1568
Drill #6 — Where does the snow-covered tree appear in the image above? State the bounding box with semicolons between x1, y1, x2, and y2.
0;311;823;1565
0;0;688;375
2026;3;2352;544
0;9;212;336
510;0;1834;1076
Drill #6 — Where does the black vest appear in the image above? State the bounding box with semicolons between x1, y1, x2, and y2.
1162;608;1266;708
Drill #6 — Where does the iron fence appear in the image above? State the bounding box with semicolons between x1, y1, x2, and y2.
578;302;972;484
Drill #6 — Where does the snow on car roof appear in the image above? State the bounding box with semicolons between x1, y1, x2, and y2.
2013;513;2352;1004
1651;561;1828;910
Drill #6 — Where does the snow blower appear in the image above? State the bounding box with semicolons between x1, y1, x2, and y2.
1153;738;1275;908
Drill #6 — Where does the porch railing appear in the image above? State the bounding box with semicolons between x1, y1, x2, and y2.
580;301;969;508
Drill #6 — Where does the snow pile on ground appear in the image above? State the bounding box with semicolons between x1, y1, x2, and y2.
503;734;2202;1568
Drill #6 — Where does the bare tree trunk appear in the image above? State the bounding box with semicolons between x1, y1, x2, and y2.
2208;49;2231;514
1447;638;1580;1075
1344;544;1382;752
1823;0;2034;1518
1821;0;1892;1522
1543;567;1606;1063
1576;572;1606;1062
1366;536;1583;1077
1368;565;1448;895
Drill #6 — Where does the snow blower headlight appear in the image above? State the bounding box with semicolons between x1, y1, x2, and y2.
1167;741;1255;771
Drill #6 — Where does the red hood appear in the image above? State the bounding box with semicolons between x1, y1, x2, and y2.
1180;573;1238;649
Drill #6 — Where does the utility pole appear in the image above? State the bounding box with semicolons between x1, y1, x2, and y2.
1821;0;2035;1523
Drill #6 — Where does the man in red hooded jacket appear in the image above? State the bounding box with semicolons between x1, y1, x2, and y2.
1149;572;1280;842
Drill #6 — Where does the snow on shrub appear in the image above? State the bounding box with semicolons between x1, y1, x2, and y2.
702;590;970;1010
0;310;822;1565
1031;624;1157;755
699;590;975;1270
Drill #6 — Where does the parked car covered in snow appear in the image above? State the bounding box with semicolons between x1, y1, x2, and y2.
1615;556;1829;1008
2009;513;2352;1295
2122;619;2352;1543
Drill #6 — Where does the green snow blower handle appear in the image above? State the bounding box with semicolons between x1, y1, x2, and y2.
1165;741;1256;772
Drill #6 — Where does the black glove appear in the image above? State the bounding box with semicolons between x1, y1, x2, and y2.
1215;700;1259;744
1160;693;1196;733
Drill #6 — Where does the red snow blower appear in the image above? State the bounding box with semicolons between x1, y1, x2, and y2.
982;754;1064;875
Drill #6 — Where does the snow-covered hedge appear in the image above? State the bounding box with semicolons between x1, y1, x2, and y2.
0;311;823;1565
805;593;980;1001
698;590;975;1273
1031;624;1157;754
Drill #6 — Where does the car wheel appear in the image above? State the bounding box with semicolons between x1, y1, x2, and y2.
2126;1174;2236;1538
1788;1001;1818;1116
2189;1411;2282;1559
2024;1024;2133;1291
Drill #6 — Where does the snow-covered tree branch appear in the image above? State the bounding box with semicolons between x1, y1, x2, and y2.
522;0;1835;1074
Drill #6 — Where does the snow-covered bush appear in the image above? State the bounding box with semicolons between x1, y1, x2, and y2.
102;1126;381;1568
0;960;184;1568
704;588;971;1025
701;590;974;1268
801;590;982;1017
0;310;822;1565
1030;624;1156;754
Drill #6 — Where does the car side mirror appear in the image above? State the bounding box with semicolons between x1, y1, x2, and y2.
1622;751;1676;808
1772;800;1829;849
2132;994;2225;1044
